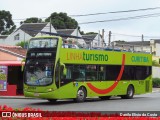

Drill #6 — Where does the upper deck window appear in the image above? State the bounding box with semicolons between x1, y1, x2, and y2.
28;38;58;49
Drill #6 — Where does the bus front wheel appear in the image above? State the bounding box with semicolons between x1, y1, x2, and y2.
121;85;134;99
74;87;87;102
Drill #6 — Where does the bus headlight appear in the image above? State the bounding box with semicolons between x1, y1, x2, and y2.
47;88;54;92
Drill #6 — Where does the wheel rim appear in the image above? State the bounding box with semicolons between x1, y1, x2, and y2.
77;89;85;100
128;87;133;97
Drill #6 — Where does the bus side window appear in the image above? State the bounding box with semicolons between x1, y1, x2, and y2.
72;65;85;81
97;66;105;80
86;65;97;81
60;65;65;79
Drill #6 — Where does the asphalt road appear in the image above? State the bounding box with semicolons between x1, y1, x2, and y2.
0;91;160;111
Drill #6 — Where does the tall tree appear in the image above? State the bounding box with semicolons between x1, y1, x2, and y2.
21;17;42;24
0;10;16;35
45;12;78;29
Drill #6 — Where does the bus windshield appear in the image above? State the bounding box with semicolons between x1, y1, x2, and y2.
25;59;54;86
28;38;58;48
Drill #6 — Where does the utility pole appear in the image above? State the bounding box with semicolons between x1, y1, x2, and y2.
141;34;144;52
108;31;111;47
102;29;104;48
24;32;26;49
98;30;100;47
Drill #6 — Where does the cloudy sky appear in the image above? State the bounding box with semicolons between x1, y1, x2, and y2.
1;0;160;43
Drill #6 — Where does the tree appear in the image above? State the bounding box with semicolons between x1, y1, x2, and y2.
21;17;43;24
78;26;84;35
45;12;78;29
0;10;16;35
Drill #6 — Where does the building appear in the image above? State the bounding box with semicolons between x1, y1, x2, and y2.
150;39;160;56
4;23;57;46
57;28;86;47
0;35;8;45
0;45;26;96
111;41;151;52
82;33;102;48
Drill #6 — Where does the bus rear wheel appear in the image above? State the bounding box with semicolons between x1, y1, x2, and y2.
121;85;134;99
48;99;57;103
74;87;87;102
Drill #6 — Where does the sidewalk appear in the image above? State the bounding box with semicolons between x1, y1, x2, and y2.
152;87;160;93
0;88;159;99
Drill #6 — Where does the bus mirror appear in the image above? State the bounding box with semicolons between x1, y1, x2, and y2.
60;62;66;76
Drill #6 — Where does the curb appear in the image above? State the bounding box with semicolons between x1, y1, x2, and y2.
0;96;36;99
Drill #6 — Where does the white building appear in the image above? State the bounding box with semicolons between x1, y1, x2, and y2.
4;23;56;46
150;39;160;56
82;33;102;48
111;41;151;52
0;35;8;45
57;28;86;47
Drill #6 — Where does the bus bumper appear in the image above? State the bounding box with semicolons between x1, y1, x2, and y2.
24;91;57;99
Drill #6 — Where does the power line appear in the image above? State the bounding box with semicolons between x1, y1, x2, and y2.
12;6;160;21
70;7;160;17
112;33;141;38
13;17;47;21
79;12;160;24
112;32;160;38
13;12;160;25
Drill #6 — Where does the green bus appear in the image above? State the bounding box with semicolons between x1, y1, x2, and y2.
23;36;152;102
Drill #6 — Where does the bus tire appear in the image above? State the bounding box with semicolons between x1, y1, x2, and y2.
99;96;111;100
121;85;134;99
48;99;57;103
74;87;87;102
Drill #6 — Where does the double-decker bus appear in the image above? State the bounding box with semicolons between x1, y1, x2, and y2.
23;36;152;102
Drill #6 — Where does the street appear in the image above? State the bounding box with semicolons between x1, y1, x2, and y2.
0;91;160;111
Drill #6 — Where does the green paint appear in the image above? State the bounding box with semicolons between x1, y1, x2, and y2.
131;56;149;63
24;36;152;101
67;52;108;61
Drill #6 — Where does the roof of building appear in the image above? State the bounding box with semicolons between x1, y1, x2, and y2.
56;29;75;35
0;45;27;58
0;35;8;39
0;61;25;66
82;34;97;41
127;41;150;46
81;34;100;45
15;23;48;37
113;41;150;46
150;39;160;43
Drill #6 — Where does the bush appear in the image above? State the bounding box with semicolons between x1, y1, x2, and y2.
152;60;160;67
152;78;160;88
16;40;29;48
